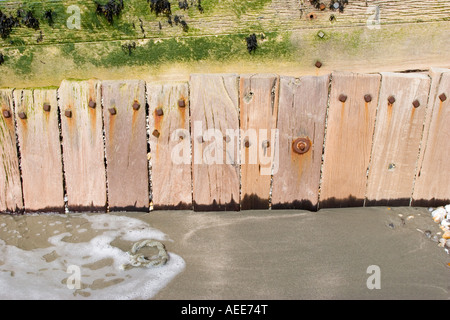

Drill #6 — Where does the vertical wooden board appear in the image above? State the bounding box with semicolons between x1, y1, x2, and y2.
102;80;149;212
271;75;329;211
148;82;192;210
59;80;107;212
240;74;279;210
366;73;431;206
13;89;64;212
190;74;240;211
319;72;381;208
0;89;23;212
412;69;450;207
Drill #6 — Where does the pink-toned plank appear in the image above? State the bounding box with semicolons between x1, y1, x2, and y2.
13;88;64;212
271;75;329;211
412;69;450;207
58;80;107;212
366;73;431;206
148;82;191;210
102;80;149;212
190;74;240;211
0;89;23;212
240;74;279;210
319;72;381;208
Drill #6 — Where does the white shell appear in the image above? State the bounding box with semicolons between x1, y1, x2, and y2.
432;207;447;223
445;204;450;213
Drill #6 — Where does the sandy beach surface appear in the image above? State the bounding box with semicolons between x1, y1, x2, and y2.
0;206;449;300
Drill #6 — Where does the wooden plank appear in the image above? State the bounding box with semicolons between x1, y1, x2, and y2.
365;73;431;206
412;69;450;207
271;75;329;211
147;82;192;210
190;74;240;211
58;80;107;212
0;89;23;212
102;80;149;212
13;88;64;212
319;72;381;208
239;74;279;210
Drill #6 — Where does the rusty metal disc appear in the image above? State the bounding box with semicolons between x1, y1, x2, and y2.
292;137;311;154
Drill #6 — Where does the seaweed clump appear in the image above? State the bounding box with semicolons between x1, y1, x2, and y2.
0;11;18;39
246;33;257;54
96;0;124;24
148;0;172;16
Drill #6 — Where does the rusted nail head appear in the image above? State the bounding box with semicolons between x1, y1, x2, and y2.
43;103;51;112
2;109;11;118
262;140;270;148
65;110;72;118
439;93;447;102
315;61;322;68
319;3;326;11
388;96;396;104
338;94;347;103
292;137;311;154
412;100;420;108
132;101;140;110
364;94;372;103
152;129;160;138
18;111;27;120
178;99;186;108
156;108;164;116
88;100;96;109
108;107;117;115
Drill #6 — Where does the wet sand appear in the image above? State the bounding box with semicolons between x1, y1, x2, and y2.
0;206;449;299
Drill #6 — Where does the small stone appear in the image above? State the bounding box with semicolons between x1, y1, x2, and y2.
424;230;432;239
388;223;395;229
443;231;450;240
431;235;439;243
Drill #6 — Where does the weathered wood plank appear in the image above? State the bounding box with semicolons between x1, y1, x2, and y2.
147;82;191;210
271;75;329;211
190;74;240;211
58;80;107;212
319;72;381;208
365;73;431;206
102;80;149;212
240;74;279;210
412;69;450;207
0;89;23;212
13;88;64;212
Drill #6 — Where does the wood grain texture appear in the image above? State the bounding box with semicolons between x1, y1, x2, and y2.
412;69;450;207
13;88;64;212
0;89;23;212
240;74;279;210
366;72;431;206
190;74;240;211
147;82;192;210
271;75;329;211
102;80;149;212
58;80;107;212
319;72;381;208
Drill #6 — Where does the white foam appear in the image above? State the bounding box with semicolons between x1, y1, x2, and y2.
0;214;185;300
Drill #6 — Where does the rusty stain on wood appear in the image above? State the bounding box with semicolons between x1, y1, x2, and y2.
271;75;329;211
147;82;192;210
320;72;381;208
58;80;107;212
13;88;64;212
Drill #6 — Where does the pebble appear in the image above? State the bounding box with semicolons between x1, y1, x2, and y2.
432;207;447;223
424;230;432;239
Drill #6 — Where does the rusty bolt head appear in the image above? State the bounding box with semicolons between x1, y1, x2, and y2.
2;109;11;118
292;137;311;154
43;103;51;112
178;99;186;108
108;107;117;115
364;94;372;103
155;108;164;116
262;140;270;148
152;129;160;138
319;3;326;11
388;96;396;104
439;93;447;102
18;111;27;120
412;100;420;108
338;94;347;103
88;100;96;109
65;110;72;118
132;101;140;111
315;61;322;68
